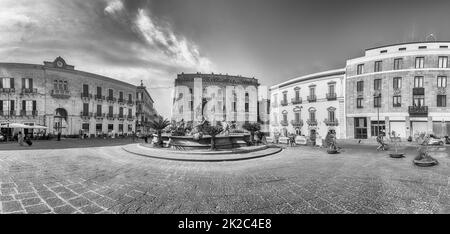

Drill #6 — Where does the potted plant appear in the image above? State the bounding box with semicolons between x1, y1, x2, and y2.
148;115;170;147
389;131;405;158
413;134;439;167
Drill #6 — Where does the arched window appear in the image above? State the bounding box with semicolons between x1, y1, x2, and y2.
293;106;301;122
308;107;316;121
327;107;336;121
282;110;288;122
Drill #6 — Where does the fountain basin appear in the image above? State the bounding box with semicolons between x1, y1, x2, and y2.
162;134;250;149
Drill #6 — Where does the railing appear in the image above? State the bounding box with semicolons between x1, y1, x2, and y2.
118;114;125;119
307;95;317;102
0;88;15;93
106;96;116;102
326;93;337;101
106;113;115;120
94;95;105;101
21;88;37;94
280;100;288;106
51;89;70;98
20;110;38;116
290;119;303;127
324;118;339;126
118;98;125;104
80;112;93;118
408;105;428;117
81;93;92;99
306;119;318;126
127;100;134;106
0;110;16;116
126;115;134;121
280;120;289;126
291;97;302;104
95;113;105;118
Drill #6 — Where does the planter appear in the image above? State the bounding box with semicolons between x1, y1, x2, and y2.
389;153;405;158
413;159;438;167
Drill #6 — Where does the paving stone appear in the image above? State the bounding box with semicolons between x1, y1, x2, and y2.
44;197;66;208
68;196;92;208
79;204;104;214
14;192;38;200
2;201;23;213
0;195;14;202
25;204;51;214
21;197;43;207
53;205;77;214
59;191;78;200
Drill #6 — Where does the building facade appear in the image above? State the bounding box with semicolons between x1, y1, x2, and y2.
136;82;157;134
346;41;450;139
0;57;156;137
172;73;259;127
270;69;346;139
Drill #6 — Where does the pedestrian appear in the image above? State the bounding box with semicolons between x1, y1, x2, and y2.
131;131;135;142
18;131;24;146
376;132;386;151
57;131;61;141
25;134;32;146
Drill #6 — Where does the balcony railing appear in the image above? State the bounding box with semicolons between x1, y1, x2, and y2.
326;93;337;101
95;113;105;118
51;89;70;98
324;118;339;126
127;100;134;106
306;119;318;126
0;88;15;93
290;119;303;127
20;110;38;116
413;87;425;95
106;113;115;120
280;100;288;106
118;98;125;104
280;120;289;126
0;110;16;116
118;114;125;120
94;95;105;101
291;97;302;104
80;112;93;118
81;93;92;99
307;95;317;102
408;105;428;117
126;115;134;121
106;96;116;102
21;88;37;94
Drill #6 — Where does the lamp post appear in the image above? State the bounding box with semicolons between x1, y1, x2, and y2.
376;92;381;136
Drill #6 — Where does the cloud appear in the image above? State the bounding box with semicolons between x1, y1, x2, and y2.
0;0;215;117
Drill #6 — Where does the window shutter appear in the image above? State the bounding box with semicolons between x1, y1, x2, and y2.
0;100;3;111
30;79;33;89
33;100;36;110
10;100;14;110
0;79;3;88
22;100;26;110
22;78;25;89
10;78;14;89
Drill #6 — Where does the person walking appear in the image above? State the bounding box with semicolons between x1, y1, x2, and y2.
18;131;24;146
376;132;386;151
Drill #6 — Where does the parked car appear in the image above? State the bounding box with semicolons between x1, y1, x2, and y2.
428;135;444;145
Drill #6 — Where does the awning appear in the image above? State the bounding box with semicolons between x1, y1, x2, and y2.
0;123;48;129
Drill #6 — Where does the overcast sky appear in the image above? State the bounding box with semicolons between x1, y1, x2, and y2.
2;0;450;117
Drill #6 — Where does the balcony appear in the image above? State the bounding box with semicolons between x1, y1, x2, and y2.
291;97;302;105
94;95;105;102
126;115;134;121
280;100;288;106
307;95;317;102
413;87;425;95
326;93;337;101
20;110;38;117
0;88;15;94
80;112;93;119
324;118;339;126
306;119;318;126
106;96;116;103
21;88;37;95
280;120;289;126
408;105;428;117
127;100;134;106
95;113;105;119
51;89;70;99
118;114;125;120
290;119;303;127
0;110;16;117
106;113;115;120
118;98;125;105
81;93;92;100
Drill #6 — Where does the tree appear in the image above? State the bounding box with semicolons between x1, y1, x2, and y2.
242;122;261;144
201;121;223;150
149;116;170;147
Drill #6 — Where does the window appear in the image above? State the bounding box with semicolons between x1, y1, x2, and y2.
266;102;270;114
119;107;123;116
119;124;123;132
119;91;123;100
128;108;132;117
374;96;381;108
0;78;14;89
128;93;132;102
414;76;424;88
437;76;447;88
413;96;425;107
371;121;386;137
63;81;68;90
415;57;424;68
354;117;367;139
109;106;113;115
398;47;406;51
309;111;316;121
357;64;364;75
108;89;113;98
282;112;288;122
96;124;102;132
97;105;102;115
356;81;364;92
82;84;89;95
294;112;300;122
357;98;363;108
380;50;387;53
245;103;249;112
374;79;382;91
393;77;402;89
440;45;449;48
282;92;287;102
189;101;193;111
189;88;193;94
232;102;237;112
97;87;102;96
83;103;89;114
393;58;402;70
22;100;34;111
418;46;427;49
374;61;382;72
328;109;335;121
309;86;315;96
438;56;448;68
437;95;447;107
328;84;335;94
82;123;89;131
393;96;401;107
22;78;33;89
295;89;300;100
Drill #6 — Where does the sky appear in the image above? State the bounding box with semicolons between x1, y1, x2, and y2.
2;0;450;117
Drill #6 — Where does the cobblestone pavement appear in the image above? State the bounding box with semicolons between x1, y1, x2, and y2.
0;144;449;214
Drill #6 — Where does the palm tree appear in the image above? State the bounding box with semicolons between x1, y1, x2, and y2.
201;121;223;150
242;122;261;144
149;116;170;147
